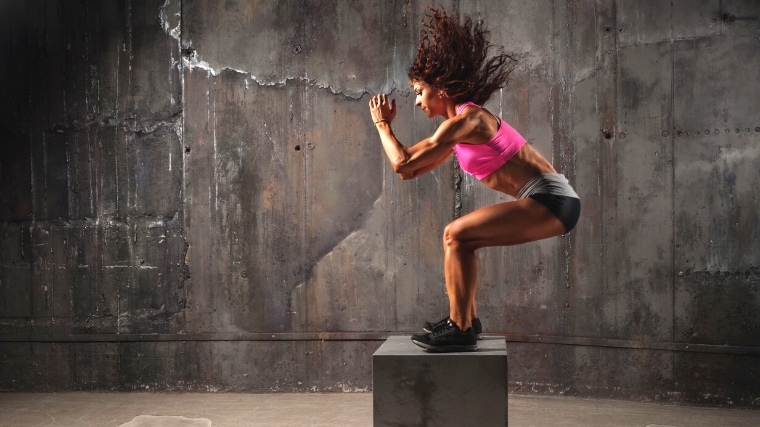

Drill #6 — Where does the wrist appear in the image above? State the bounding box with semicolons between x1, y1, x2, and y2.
374;119;390;126
374;120;391;130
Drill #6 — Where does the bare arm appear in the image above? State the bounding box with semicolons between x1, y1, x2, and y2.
398;149;454;180
374;122;454;175
369;94;480;177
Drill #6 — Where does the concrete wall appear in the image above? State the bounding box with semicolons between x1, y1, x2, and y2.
1;0;759;406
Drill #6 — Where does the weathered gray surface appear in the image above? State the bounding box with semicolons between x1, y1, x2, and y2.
4;393;760;427
374;336;508;427
1;0;759;406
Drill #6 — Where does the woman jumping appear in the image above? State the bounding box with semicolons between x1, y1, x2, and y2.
368;7;580;352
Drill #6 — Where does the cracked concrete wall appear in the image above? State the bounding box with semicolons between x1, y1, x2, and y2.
1;0;759;406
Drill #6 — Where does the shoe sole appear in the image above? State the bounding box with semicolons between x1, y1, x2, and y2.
423;327;483;341
412;338;478;352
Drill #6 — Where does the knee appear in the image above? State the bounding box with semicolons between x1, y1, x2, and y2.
443;221;469;251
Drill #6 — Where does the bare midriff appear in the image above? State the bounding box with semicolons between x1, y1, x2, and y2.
478;143;557;197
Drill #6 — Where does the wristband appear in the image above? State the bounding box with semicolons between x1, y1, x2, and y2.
374;119;389;125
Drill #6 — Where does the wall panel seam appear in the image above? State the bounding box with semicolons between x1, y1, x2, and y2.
2;333;758;356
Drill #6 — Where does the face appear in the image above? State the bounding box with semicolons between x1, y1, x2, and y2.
412;80;445;118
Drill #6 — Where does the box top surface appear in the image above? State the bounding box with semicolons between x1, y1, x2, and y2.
373;335;507;357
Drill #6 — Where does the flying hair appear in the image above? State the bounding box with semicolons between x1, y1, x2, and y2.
408;6;516;106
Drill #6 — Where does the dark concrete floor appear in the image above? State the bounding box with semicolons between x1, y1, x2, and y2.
0;392;758;426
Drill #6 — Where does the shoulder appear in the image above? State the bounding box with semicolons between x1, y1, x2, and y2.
448;104;484;127
458;104;494;124
432;104;496;145
456;106;499;142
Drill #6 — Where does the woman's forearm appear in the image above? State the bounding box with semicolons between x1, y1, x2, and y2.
375;121;453;177
369;93;452;176
399;149;453;180
375;122;411;172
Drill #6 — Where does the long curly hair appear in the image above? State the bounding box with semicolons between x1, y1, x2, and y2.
408;7;516;106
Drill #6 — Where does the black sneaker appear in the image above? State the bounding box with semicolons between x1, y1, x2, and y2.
423;316;483;339
412;318;478;352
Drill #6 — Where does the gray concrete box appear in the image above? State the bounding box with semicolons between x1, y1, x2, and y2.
373;336;508;427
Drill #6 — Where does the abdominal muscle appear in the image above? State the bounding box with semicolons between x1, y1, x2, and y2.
478;143;556;197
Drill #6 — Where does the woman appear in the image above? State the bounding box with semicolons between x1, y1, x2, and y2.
368;7;580;352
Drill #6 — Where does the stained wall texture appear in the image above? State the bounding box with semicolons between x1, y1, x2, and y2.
1;0;759;406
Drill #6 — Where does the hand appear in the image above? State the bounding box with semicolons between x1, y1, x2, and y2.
369;93;396;124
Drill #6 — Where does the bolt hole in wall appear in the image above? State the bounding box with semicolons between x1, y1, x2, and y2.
662;125;759;137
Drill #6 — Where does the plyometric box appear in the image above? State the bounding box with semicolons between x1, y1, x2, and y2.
373;335;508;427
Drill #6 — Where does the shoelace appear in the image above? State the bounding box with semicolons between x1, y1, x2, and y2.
430;317;452;333
431;319;458;337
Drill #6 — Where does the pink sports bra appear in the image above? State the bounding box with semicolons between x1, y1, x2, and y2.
452;102;526;180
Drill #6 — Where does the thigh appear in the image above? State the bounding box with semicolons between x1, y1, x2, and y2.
447;198;566;249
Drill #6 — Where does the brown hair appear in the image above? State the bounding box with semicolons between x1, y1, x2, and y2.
408;7;516;106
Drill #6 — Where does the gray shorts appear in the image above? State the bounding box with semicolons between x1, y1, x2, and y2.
516;173;581;233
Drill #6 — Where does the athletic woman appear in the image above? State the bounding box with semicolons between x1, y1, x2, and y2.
368;7;580;352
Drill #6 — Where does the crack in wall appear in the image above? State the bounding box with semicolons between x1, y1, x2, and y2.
159;0;181;41
181;50;370;100
159;0;369;100
46;113;182;139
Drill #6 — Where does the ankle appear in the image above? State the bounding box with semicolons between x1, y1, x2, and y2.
450;316;472;331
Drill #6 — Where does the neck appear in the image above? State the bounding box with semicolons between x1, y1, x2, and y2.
442;99;460;120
